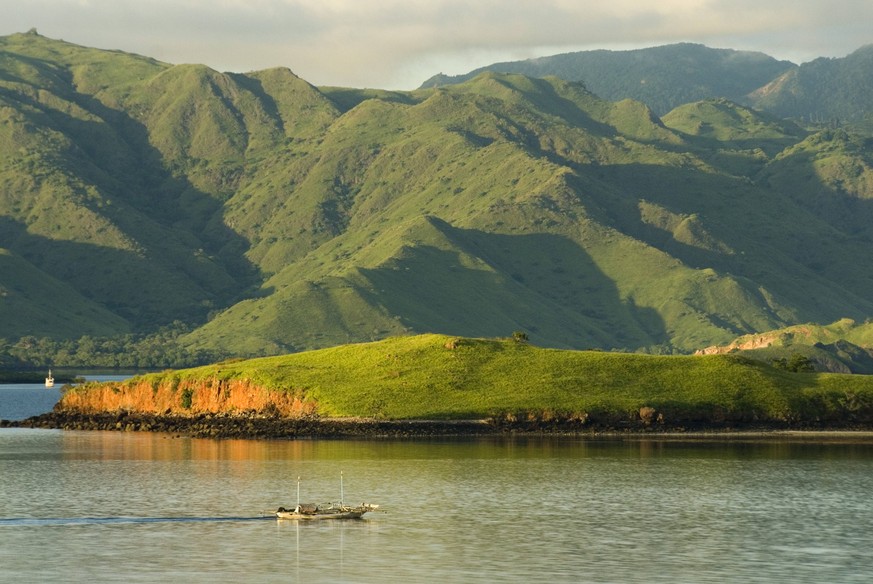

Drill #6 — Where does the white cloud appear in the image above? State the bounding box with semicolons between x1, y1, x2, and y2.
2;0;871;88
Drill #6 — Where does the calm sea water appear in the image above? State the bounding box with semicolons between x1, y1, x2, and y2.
0;375;134;422
2;385;873;583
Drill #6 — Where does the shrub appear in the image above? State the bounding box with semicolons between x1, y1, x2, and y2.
512;331;529;343
772;353;815;372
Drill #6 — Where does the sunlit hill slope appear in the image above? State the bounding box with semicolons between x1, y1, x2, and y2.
57;334;873;427
3;31;873;358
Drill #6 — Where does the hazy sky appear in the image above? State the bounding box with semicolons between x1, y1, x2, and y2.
3;0;871;89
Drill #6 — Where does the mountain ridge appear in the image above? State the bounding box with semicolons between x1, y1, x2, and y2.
3;32;873;362
420;43;796;114
420;42;873;129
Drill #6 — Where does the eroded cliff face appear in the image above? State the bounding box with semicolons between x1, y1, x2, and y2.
695;333;778;355
57;377;316;417
695;326;829;356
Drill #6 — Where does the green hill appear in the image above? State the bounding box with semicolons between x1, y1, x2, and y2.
183;76;873;356
0;32;253;329
4;32;873;361
62;334;873;426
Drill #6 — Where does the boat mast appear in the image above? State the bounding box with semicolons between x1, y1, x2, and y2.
297;476;301;508
340;471;344;507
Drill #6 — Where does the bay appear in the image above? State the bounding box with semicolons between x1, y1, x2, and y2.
2;383;873;582
1;427;873;583
0;375;134;422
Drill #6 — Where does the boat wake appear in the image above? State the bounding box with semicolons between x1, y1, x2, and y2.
0;515;275;527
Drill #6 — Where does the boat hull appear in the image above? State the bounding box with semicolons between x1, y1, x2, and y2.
275;504;377;520
275;509;367;520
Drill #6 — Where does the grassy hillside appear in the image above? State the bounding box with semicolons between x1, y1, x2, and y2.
0;248;129;337
5;32;873;361
759;130;873;238
184;74;873;355
62;334;873;425
0;32;253;329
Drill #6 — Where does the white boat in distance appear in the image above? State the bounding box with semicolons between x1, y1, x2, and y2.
45;370;54;388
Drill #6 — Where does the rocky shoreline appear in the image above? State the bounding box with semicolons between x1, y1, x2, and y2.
1;411;498;439
4;410;873;439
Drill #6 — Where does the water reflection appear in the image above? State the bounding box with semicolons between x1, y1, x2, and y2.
59;431;320;461
3;431;873;582
273;518;382;581
51;430;873;472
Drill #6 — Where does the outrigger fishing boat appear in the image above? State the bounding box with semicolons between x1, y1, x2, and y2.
275;473;379;520
275;502;379;520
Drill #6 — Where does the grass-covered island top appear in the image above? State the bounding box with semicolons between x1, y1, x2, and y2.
36;334;873;436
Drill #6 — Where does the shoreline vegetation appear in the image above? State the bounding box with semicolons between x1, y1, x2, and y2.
5;334;873;439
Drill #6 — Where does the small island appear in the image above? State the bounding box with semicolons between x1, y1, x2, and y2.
7;334;873;438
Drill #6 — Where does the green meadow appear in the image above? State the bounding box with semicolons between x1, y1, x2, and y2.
119;334;873;425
